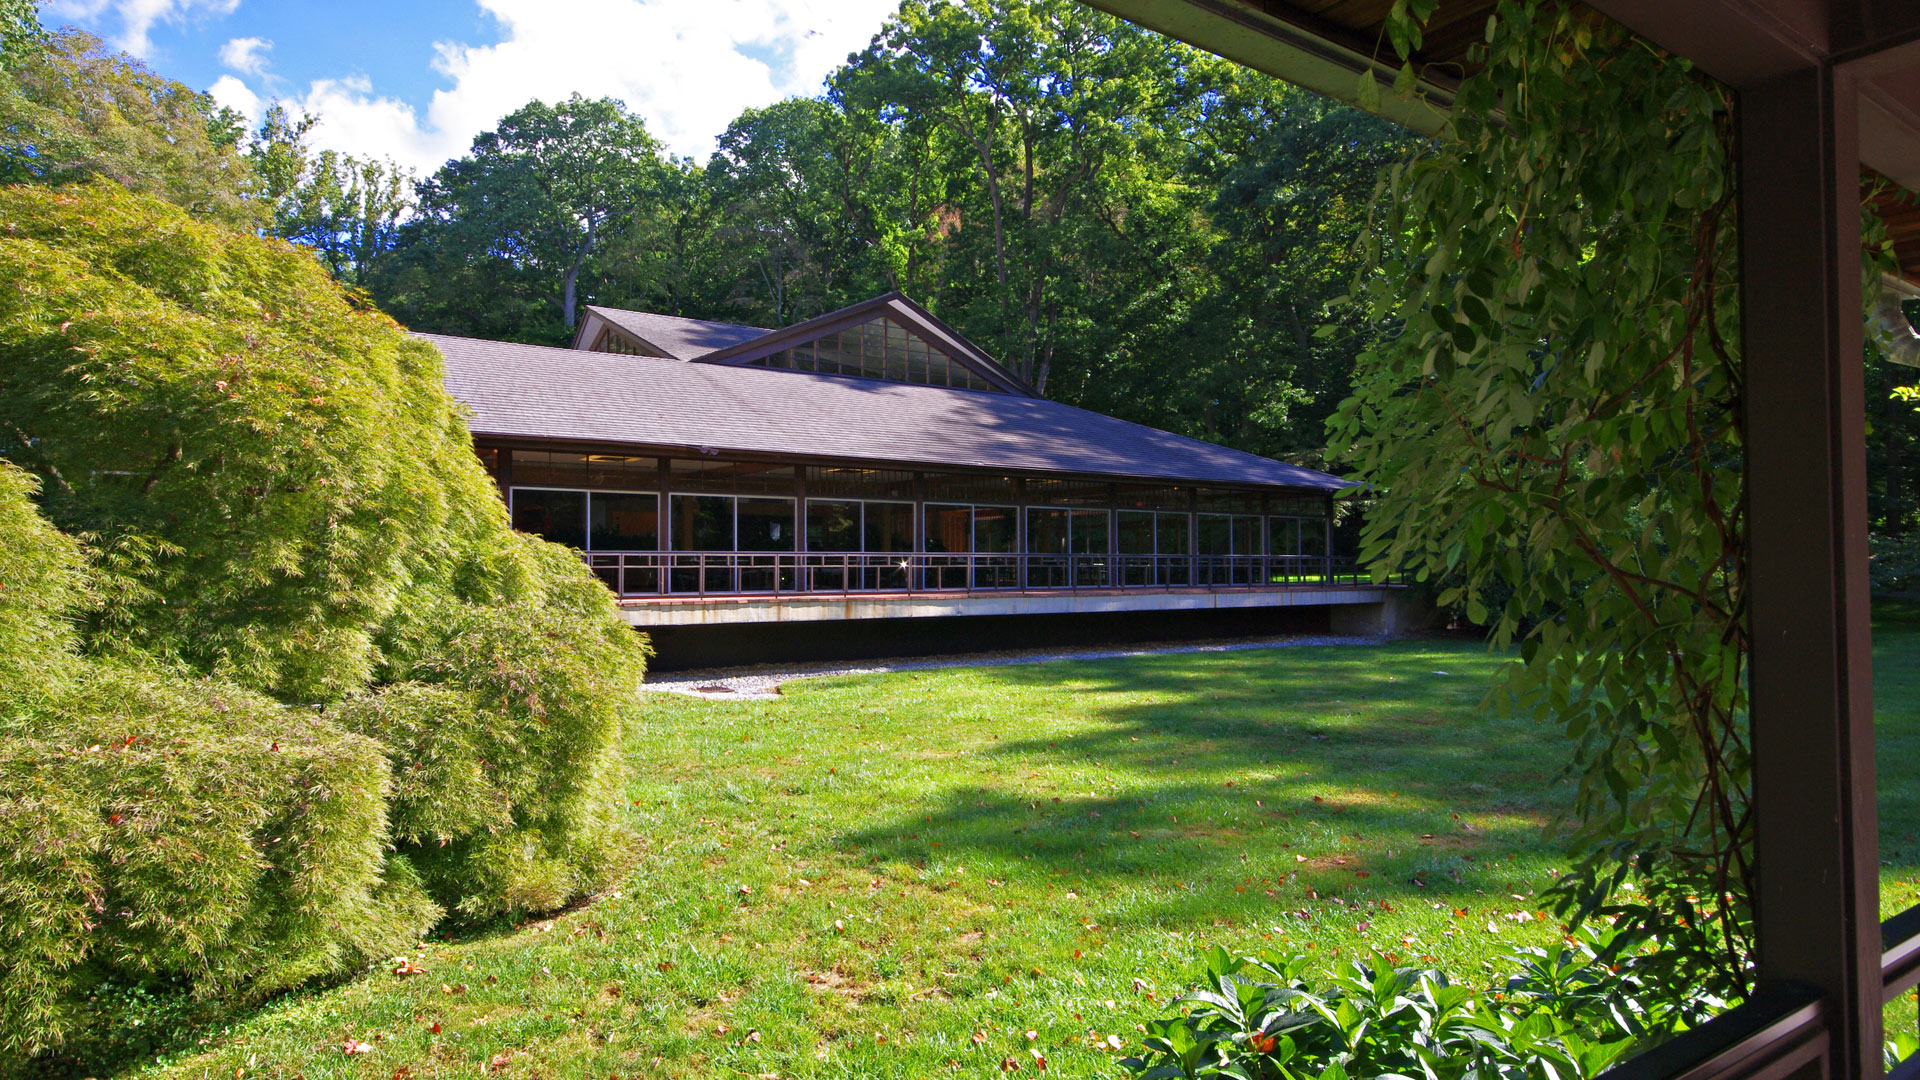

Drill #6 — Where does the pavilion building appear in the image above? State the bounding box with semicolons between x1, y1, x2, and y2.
428;291;1405;663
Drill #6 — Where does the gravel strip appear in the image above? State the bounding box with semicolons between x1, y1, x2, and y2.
641;632;1384;700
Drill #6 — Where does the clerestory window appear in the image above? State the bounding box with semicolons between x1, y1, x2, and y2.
746;316;1003;392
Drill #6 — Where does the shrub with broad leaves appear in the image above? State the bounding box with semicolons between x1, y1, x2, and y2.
1119;929;1722;1080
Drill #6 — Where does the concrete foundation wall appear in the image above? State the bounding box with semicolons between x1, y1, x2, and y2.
642;605;1337;672
1328;591;1440;637
619;586;1392;628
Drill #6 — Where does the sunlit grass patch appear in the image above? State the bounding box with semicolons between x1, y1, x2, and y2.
109;628;1919;1079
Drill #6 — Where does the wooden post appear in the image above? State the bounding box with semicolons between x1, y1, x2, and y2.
1741;63;1881;1079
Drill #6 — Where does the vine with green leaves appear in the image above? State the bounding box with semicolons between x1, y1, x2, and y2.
1329;1;1753;997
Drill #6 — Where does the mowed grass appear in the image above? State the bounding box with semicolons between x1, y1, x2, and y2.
124;625;1918;1080
126;638;1567;1079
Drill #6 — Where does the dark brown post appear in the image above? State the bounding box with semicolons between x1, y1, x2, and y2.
1741;64;1881;1078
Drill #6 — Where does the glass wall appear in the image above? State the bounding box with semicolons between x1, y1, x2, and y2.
1026;507;1110;587
668;494;795;593
925;503;1017;588
805;499;914;590
513;489;586;549
496;450;1336;597
1117;510;1192;586
1199;513;1264;585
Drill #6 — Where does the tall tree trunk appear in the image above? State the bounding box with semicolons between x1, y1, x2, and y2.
561;217;597;330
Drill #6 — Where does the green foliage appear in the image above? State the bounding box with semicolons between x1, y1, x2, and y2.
0;184;650;1057
0;463;433;1058
248;104;413;284
0;0;39;72
1121;935;1683;1080
0;180;491;701
1873;531;1920;594
0;462;84;687
339;537;649;917
377;94;667;337
0;30;258;227
1327;1;1752;991
0;665;434;1060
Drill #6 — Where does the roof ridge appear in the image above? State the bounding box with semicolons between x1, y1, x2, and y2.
581;304;771;332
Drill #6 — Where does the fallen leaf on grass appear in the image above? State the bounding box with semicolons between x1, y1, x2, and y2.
342;1039;374;1055
392;961;425;976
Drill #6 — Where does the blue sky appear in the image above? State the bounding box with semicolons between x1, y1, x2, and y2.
42;0;899;173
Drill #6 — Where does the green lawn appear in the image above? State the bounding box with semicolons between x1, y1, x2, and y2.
109;623;1918;1079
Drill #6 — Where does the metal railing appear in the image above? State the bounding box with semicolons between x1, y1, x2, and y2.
583;550;1381;599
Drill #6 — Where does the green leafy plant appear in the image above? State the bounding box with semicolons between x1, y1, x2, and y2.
1328;1;1753;993
1121;935;1683;1080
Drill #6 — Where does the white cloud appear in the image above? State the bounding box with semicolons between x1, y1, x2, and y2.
275;0;897;176
218;34;270;76
46;0;240;57
207;73;261;122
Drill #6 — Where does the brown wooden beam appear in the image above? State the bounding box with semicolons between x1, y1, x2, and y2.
1740;61;1882;1079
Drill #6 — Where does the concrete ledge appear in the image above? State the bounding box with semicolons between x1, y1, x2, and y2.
618;587;1394;627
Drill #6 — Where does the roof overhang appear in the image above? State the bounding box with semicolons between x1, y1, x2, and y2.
472;432;1347;494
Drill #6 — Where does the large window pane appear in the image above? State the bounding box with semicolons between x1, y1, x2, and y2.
1027;508;1070;554
1118;511;1156;554
589;492;658;550
924;505;971;553
1301;518;1329;557
1198;514;1234;556
807;500;860;551
865;502;914;552
816;331;844;374
975;506;1016;553
862;322;886;378
737;498;795;551
1232;516;1261;556
1071;510;1111;555
1270;517;1301;556
1157;513;1191;555
512;489;585;549
1027;507;1071;589
671;495;732;550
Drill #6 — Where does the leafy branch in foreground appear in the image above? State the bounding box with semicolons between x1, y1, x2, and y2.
1327;1;1751;994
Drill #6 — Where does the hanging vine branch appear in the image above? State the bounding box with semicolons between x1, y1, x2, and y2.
1327;1;1754;995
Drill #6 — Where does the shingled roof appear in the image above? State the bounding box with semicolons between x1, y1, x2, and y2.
579;305;770;360
427;333;1345;492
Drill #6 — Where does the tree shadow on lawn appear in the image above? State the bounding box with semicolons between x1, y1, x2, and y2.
841;642;1571;921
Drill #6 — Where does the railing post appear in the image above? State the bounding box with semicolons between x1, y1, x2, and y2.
1742;62;1880;1079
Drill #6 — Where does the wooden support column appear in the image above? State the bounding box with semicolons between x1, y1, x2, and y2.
1741;63;1881;1079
